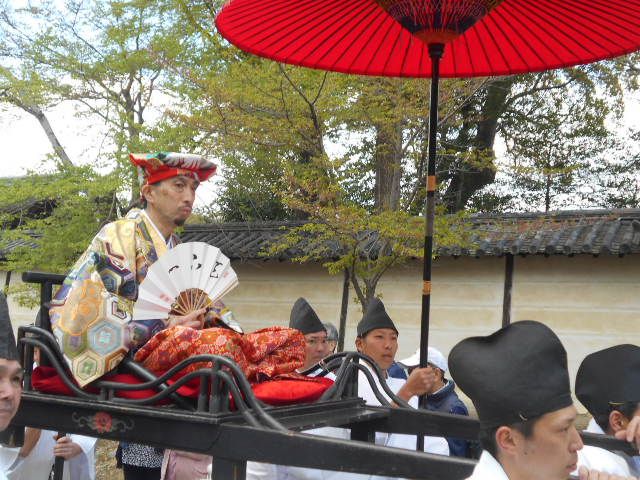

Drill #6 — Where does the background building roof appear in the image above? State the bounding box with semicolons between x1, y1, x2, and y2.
180;209;640;261
2;208;638;263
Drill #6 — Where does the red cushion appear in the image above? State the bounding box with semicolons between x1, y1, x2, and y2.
251;377;334;405
31;366;333;407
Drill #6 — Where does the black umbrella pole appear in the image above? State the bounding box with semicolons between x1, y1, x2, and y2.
417;43;443;451
53;432;66;480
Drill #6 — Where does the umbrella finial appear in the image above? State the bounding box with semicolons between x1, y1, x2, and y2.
376;0;504;45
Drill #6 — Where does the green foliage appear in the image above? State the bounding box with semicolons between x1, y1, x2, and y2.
264;168;473;307
0;165;122;274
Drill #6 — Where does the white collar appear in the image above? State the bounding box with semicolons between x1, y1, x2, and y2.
142;210;175;248
469;451;510;480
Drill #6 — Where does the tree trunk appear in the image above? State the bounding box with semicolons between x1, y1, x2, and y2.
443;77;515;212
9;99;74;167
373;121;403;212
545;175;551;212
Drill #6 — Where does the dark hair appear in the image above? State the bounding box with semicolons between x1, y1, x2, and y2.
593;401;640;432
479;417;539;458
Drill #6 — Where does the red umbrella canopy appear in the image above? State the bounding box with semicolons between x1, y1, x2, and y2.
216;0;640;78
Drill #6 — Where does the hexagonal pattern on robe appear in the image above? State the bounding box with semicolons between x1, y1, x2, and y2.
73;350;105;386
106;352;126;372
62;332;88;359
87;320;122;357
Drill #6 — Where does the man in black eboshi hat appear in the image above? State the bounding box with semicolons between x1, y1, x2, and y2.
354;297;449;454
449;320;632;480
289;298;328;371
0;292;22;433
575;345;640;476
356;298;437;408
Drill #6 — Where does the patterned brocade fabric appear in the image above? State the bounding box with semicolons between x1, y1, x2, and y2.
134;325;305;382
50;209;178;387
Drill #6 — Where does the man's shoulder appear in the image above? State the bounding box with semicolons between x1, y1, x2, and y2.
95;210;144;235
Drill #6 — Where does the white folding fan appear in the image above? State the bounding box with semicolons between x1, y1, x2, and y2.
133;242;239;326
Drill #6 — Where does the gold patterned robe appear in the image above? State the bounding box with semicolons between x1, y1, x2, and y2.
50;208;178;387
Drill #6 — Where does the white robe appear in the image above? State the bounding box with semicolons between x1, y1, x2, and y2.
0;431;96;480
465;451;509;480
573;419;633;477
247;370;449;480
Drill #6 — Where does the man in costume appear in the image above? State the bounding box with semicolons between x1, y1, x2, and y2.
289;298;328;372
0;292;21;435
449;320;635;480
0;430;97;480
355;298;438;406
575;345;640;476
49;152;217;480
0;293;23;480
323;322;338;356
0;347;97;480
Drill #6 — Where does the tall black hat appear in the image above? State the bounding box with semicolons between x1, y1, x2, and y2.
576;344;640;418
289;298;325;335
0;292;19;362
357;298;398;337
449;320;572;429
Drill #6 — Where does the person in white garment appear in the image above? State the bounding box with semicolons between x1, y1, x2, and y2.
0;292;23;480
575;345;640;476
246;298;448;480
449;320;636;480
0;429;97;480
289;298;328;372
0;345;97;480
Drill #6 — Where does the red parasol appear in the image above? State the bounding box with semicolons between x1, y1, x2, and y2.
216;0;640;414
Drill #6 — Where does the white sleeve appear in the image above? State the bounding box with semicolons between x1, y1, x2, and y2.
246;462;280;480
68;435;97;456
67;435;97;480
422;436;450;456
576;445;631;476
0;446;21;473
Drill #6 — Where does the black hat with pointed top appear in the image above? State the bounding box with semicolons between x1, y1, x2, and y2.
357;298;398;337
449;320;572;429
576;344;640;418
289;298;325;335
0;292;19;362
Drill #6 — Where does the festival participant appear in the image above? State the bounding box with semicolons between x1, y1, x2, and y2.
0;293;22;480
449;320;635;480
575;345;640;476
0;347;97;480
289;298;328;371
49;152;218;480
0;430;97;480
0;292;21;436
323;322;339;356
354;298;440;408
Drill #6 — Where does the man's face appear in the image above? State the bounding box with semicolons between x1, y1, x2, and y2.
143;175;199;228
303;331;328;369
355;328;398;371
0;359;23;431
510;405;583;480
326;339;337;356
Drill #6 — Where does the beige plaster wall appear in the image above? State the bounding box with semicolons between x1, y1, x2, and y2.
1;271;38;330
